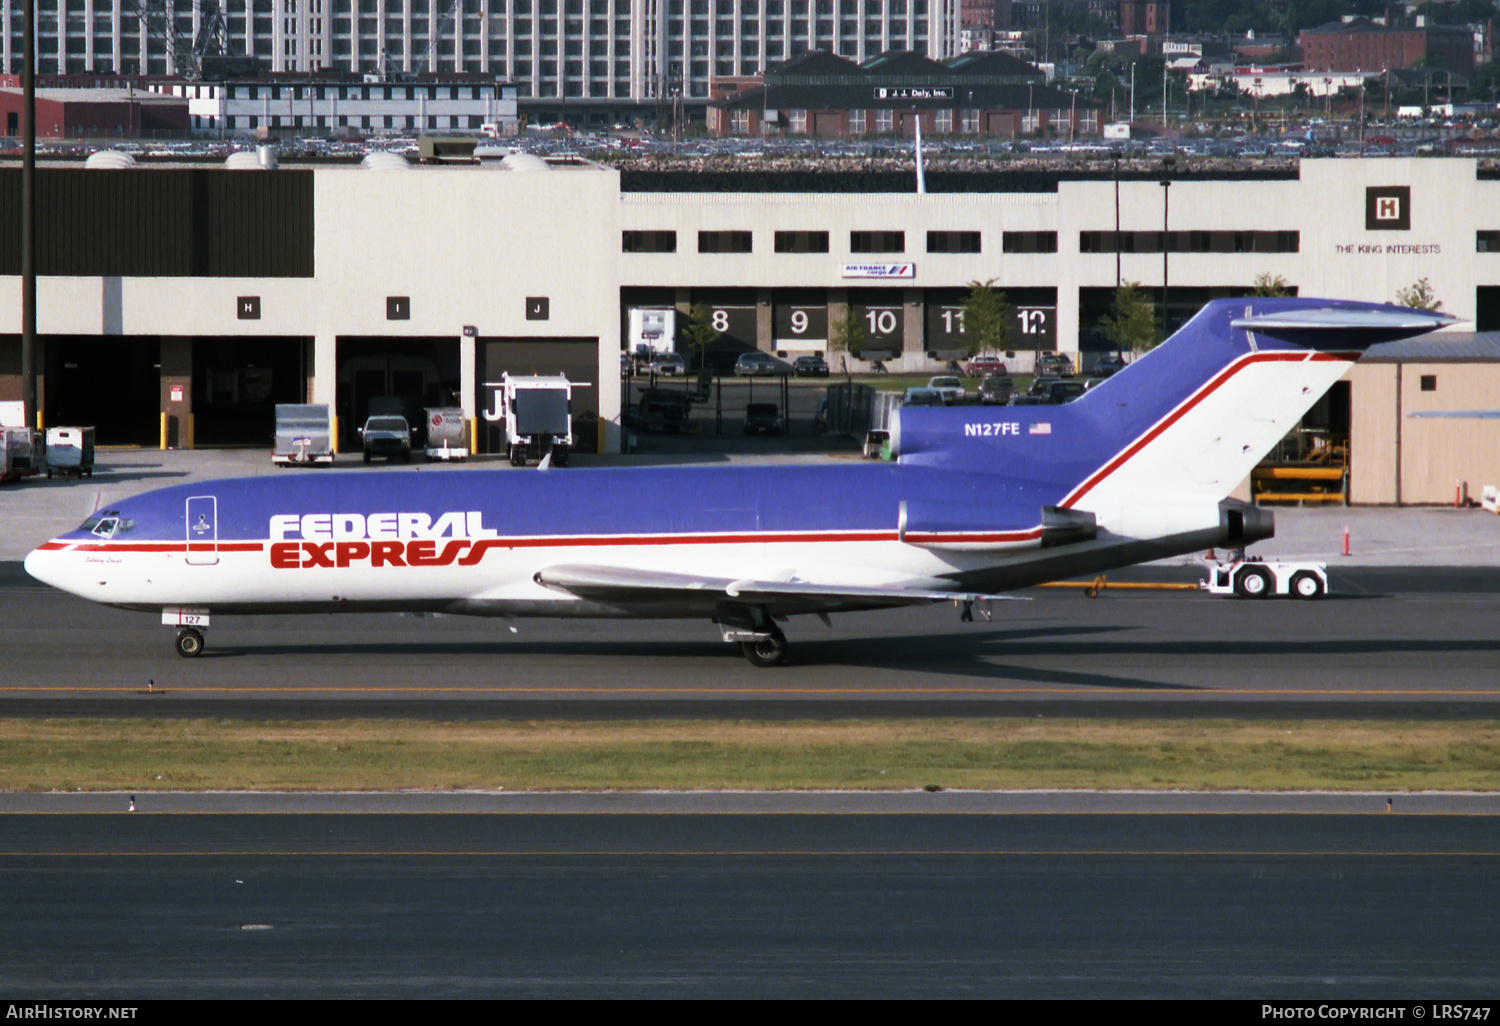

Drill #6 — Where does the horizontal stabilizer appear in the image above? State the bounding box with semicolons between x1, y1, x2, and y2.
1231;307;1455;347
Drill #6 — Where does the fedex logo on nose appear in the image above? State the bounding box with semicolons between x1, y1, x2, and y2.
269;511;497;542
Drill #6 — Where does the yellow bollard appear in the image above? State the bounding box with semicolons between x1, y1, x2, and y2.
185;414;194;450
160;412;169;450
330;415;339;455
469;416;479;456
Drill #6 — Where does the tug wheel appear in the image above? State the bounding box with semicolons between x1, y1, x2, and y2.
1290;571;1325;600
1234;565;1273;599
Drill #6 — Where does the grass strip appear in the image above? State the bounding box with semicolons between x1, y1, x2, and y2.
2;718;1498;792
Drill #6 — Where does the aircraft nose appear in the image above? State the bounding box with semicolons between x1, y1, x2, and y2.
23;543;70;593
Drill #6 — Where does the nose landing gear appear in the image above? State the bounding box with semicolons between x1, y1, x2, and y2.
163;610;210;658
174;627;206;658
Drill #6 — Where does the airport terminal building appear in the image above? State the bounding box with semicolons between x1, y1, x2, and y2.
1;155;1498;501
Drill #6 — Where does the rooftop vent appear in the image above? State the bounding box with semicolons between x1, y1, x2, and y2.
361;151;412;172
84;150;136;169
500;152;550;173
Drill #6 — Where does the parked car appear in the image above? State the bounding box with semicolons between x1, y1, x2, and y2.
744;402;784;435
927;376;966;404
1093;353;1126;377
978;374;1015;405
1042;380;1088;404
734;351;783;376
628;389;695;433
902;387;945;407
1008;394;1049;406
359;414;415;463
793;355;830;378
649;352;686;376
1036;352;1075;378
1027;375;1062;397
965;354;1009;377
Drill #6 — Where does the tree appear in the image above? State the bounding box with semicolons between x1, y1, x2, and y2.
1396;278;1443;311
959;279;1014;360
828;304;867;375
1253;272;1293;297
679;304;720;369
1098;282;1161;354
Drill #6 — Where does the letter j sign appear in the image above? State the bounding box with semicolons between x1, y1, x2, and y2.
1366;186;1410;231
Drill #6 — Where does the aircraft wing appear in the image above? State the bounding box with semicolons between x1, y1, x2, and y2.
533;564;1016;608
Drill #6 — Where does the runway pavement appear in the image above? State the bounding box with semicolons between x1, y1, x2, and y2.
2;805;1496;997
2;562;1498;717
7;453;1500;998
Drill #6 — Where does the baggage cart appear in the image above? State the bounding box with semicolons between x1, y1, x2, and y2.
424;407;469;461
44;426;94;478
272;404;335;466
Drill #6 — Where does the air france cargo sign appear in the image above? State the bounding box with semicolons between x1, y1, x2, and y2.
842;263;915;279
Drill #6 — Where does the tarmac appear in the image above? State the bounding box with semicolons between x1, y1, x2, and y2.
3;445;1498;566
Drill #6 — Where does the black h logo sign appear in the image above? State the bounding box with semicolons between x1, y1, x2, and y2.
1366;186;1410;231
237;296;260;320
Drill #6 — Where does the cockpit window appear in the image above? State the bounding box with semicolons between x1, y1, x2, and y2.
79;510;131;539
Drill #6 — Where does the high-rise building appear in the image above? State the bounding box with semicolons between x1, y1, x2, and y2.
2;0;959;104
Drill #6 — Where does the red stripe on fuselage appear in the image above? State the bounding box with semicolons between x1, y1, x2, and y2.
35;541;266;553
37;527;1047;557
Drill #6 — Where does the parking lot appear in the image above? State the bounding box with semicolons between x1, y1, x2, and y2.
623;372;857;455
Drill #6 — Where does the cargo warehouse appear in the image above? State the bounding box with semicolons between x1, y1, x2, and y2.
1;154;1499;503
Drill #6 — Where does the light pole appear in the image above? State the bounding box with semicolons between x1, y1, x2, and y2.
1112;151;1121;290
21;0;36;431
1160;157;1174;341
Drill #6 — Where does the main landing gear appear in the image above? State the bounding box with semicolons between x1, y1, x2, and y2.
718;609;789;667
174;627;205;658
740;621;788;668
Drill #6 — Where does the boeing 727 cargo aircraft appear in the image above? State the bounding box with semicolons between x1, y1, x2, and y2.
25;298;1452;665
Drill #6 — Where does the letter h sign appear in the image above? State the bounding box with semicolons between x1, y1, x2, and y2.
1366;186;1410;231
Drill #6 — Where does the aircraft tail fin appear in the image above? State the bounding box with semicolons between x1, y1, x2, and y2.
891;297;1454;520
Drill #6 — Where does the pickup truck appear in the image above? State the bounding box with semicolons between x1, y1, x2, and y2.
359;414;415;463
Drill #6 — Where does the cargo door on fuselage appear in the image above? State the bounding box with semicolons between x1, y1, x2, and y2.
185;496;219;566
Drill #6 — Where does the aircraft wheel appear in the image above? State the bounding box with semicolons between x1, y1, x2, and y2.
174;628;205;659
741;623;787;668
1290;571;1325;600
1234;565;1273;599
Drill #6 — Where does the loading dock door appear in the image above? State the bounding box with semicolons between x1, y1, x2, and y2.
185;496;219;566
480;338;600;454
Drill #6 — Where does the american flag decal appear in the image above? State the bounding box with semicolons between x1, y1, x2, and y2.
1029;422;1052;435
